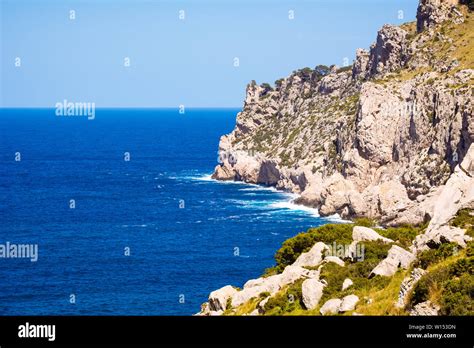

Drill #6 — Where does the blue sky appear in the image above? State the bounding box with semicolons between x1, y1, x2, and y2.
1;0;418;108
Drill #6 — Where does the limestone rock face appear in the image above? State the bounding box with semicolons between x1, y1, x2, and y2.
417;0;460;32
302;279;326;310
352;48;370;80
370;245;416;277
231;265;319;307
412;143;474;252
396;268;426;308
199;0;474;316
211;0;474;227
352;226;394;244
293;242;329;267
367;25;408;77
319;71;351;96
410;300;440;315
208;285;238;312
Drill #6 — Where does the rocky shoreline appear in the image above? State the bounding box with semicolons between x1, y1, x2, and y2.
200;0;474;316
212;0;473;226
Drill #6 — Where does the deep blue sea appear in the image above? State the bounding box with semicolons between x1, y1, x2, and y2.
0;108;333;315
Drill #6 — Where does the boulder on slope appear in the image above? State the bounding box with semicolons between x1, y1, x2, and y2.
370;245;416;277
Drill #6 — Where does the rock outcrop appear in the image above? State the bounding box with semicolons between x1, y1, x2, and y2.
293;242;329;267
417;0;460;32
367;25;408;77
370;245;416;277
319;295;359;315
208;285;238;312
339;295;360;312
212;0;474;227
410;300;441;315
302;279;326;310
412;143;474;252
199;0;474;317
320;299;343;315
352;226;394;244
396;268;426;308
342;278;354;291
231;265;319;308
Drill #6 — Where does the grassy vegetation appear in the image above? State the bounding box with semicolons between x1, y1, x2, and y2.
415;242;460;269
400;208;474;315
408;249;473;315
264;279;305;315
232;297;260;316
450;208;474;237
230;211;473;316
448;7;474;70
354;270;408;315
271;224;353;272
336;65;353;73
254;222;426;315
220;5;474;317
374;223;427;249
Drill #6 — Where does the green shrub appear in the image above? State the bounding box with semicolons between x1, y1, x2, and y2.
314;65;330;77
408;257;474;314
460;0;474;11
259;291;271;299
415;243;460;269
273;223;353;271
319;263;350;302
274;232;317;271
274;78;284;89
363;240;392;262
318;241;391;304
450;209;474;237
264;279;304;315
263;266;278;277
336;65;352;73
439;273;473;315
260;82;273;91
375;224;425;249
409;266;451;305
450;257;473;276
467;241;474;257
353;217;376;227
310;223;353;245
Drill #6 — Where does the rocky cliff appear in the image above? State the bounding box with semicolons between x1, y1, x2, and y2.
199;143;473;316
213;0;474;226
201;0;474;316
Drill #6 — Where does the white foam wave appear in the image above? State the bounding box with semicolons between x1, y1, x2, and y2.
171;172;350;221
239;186;278;192
324;214;351;223
268;201;320;217
189;174;214;181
